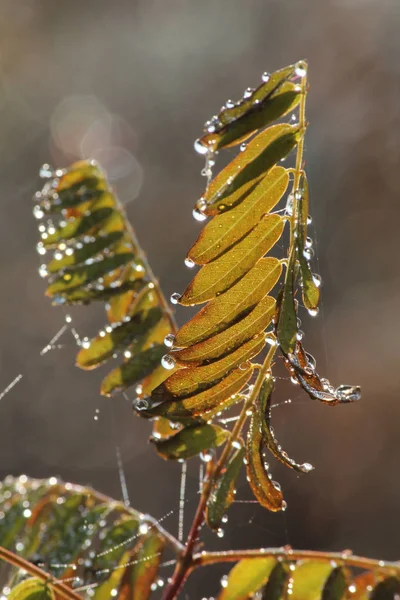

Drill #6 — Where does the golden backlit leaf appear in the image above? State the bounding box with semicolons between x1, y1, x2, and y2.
151;423;229;460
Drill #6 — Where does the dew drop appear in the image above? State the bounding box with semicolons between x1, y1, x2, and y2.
217;528;224;538
65;314;72;323
262;72;270;82
294;189;303;201
301;462;314;473
170;293;181;305
192;207;207;222
290;377;299;386
240;142;247;152
307;214;312;225
164;334;175;348
220;575;229;588
36;242;46;256
296;330;304;341
243;87;254;98
184;257;195;268
272;480;281;491
124;350;132;359
135;384;143;396
221;514;228;524
303;247;314;261
150;583;158;592
308;308;319;317
335;385;361;402
161;354;176;370
200;451;213;463
295;62;307;77
312;273;322;288
281;500;287;511
305;237;313;249
33;205;44;220
135;399;149;411
38;264;48;278
285;194;294;216
194;139;209;155
40;164;54;179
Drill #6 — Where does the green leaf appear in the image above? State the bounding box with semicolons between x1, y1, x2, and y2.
206;446;245;530
47;231;124;273
199;64;301;151
258;377;313;473
101;344;166;397
151;423;229;460
203;124;302;216
246;379;285;511
276;251;297;354
173;297;275;365
155;335;264;399
180;214;284;305
322;567;349;600
149;365;253;419
370;577;400;600
219;557;277;600
290;561;334;600
52;279;146;305
175;258;282;347
261;561;290;600
42;207;116;248
9;578;54;600
76;307;162;370
296;174;320;310
188;166;289;265
119;532;165;600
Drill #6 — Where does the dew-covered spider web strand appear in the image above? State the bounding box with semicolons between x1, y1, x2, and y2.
178;461;187;542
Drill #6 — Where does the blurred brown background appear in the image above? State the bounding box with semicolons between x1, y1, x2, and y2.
0;0;399;596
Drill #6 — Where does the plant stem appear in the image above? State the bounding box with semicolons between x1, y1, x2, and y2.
162;345;278;600
193;548;400;574
0;546;84;600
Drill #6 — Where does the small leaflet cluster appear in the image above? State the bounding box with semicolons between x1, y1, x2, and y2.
0;476;175;600
140;61;361;521
34;160;175;398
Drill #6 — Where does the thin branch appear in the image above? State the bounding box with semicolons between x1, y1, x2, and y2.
0;546;84;600
193;548;400;574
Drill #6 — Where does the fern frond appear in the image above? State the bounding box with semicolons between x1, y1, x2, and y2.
34;160;175;398
143;61;360;515
0;475;181;600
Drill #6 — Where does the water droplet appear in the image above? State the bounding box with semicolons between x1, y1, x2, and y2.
262;71;270;82
243;87;254;99
150;583;157;592
164;334;175;348
232;440;242;450
200;451;213;463
312;273;322;288
36;242;46;256
170;293;181;305
281;500;287;511
40;164;54;179
220;575;229;588
295;189;303;201
192;207;207;222
217;528;224;538
265;334;277;346
135;399;149;412
285;194;294;216
308;308;319;317
272;480;281;491
82;338;90;349
301;462;314;473
305;352;316;369
240;142;247;152
124;350;132;359
194;139;209;155
307;215;312;225
305;237;313;249
23;508;32;518
161;354;176;370
290;377;299;386
184;257;195;268
38;264;48;278
33;205;44;220
295;62;307;77
157;578;164;588
303;247;314;261
65;315;72;323
335;385;361;402
296;330;304;341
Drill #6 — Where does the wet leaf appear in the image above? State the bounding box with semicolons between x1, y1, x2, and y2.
276;251;297;354
151;423;229;460
322;567;349;600
52;279;146;305
42;207;116;248
101;344;166;397
261;561;290;600
76;307;162;370
290;561;334;600
119;532;165;600
149;365;253;419
188;166;288;264
173;297;275;365
200;64;300;151
206;446;245;530
246;378;285;511
46;252;135;296
296;175;320;310
370;577;400;600
47;231;124;273
176;258;282;347
219;557;277;600
203;124;302;216
156;335;264;399
258;377;313;473
8;578;54;600
180;214;284;305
